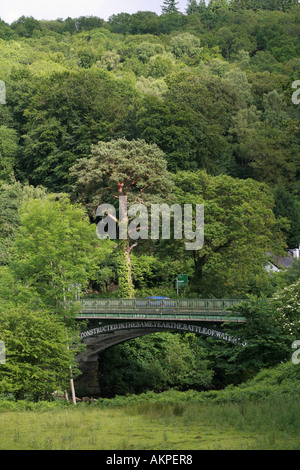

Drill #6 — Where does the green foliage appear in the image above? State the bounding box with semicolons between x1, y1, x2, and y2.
0;6;298;193
0;194;107;400
117;242;135;299
0;303;78;400
71;138;173;210
272;280;300;337
1;361;299;409
0;126;18;182
274;187;300;248
98;332;213;397
169;33;201;58
11;69;137;191
0;184;22;265
276;258;300;288
175;170;287;296
0;182;48;266
11;16;41;38
95;361;300;407
161;0;180;15
71;138;174;297
135;71;241;173
218;298;291;382
0;4;299;401
11;195;101;311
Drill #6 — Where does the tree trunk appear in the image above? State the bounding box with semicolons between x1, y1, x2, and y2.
193;251;207;279
118;239;135;298
117;185;135;298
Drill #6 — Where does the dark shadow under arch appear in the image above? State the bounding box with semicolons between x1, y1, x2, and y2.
75;320;246;396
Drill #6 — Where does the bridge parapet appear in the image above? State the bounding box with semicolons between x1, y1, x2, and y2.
76;298;246;322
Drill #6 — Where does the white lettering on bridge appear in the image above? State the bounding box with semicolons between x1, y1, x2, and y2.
80;321;247;346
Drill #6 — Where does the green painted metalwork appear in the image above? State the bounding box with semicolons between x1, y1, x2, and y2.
76;298;246;323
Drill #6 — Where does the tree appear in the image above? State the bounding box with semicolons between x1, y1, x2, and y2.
207;297;291;386
108;13;132;35
10;195;102;402
70;139;174;298
135;72;241;174
161;333;214;390
273;187;300;248
186;0;200;14
272;280;300;338
174;170;288;296
161;0;180;14
242;125;299;186
136;42;164;63
208;0;229;10
75;16;105;32
129;11;160;35
135;95;204;172
98;332;213;396
199;0;207;12
0;182;48;266
262;90;289;128
0;126;18;182
228;105;261;176
11;195;101;310
0;302;78;400
0;20;16;40
169;33;201;58
216;26;235;59
13;69;137;192
0;184;21;266
10;16;41;37
230;0;299;11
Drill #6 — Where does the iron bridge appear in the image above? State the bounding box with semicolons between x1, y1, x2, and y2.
76;298;246;323
74;298;247;396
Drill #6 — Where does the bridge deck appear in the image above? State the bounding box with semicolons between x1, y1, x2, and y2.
76;298;246;323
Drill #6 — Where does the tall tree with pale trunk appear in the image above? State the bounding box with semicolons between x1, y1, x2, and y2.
71;138;174;298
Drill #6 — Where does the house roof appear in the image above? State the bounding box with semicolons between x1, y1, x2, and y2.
267;247;300;270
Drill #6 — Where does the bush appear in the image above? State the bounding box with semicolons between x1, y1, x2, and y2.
92;361;300;408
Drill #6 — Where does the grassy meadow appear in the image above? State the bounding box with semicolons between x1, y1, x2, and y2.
0;397;300;450
1;362;300;450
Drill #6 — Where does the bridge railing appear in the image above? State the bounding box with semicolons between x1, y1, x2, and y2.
78;298;245;319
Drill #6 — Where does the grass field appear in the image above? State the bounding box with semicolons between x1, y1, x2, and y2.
1;362;300;450
1;397;300;450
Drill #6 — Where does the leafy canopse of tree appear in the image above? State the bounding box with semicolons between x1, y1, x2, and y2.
272;280;300;338
0;302;80;401
135;71;242;174
0;126;18;183
161;0;180;14
0;183;48;266
174;170;289;296
7;194;103;402
98;332;213;397
208;296;292;386
10;194;101;313
12;69;137;192
273;186;300;248
70;138;174;298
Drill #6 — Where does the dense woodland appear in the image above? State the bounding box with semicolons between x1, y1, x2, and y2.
0;0;300;399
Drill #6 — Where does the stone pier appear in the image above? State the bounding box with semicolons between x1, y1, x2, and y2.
74;327;158;397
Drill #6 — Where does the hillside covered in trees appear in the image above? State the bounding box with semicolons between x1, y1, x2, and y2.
0;0;300;398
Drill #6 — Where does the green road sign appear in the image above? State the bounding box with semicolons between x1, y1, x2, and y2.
175;274;188;288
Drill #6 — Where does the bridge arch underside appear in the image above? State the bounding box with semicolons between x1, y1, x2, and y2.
75;319;245;397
